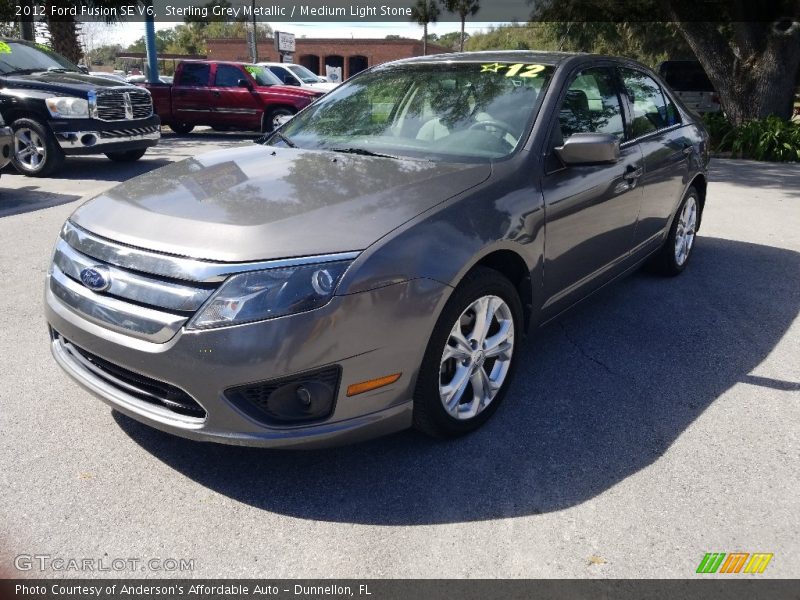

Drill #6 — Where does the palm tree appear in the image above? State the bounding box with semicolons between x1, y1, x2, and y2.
410;0;440;56
445;0;480;52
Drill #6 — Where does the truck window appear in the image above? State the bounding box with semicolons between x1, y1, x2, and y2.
177;63;210;87
215;64;247;87
268;66;294;85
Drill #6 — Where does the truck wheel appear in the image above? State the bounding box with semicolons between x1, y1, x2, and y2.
169;123;194;135
263;107;295;133
105;149;147;162
11;118;65;177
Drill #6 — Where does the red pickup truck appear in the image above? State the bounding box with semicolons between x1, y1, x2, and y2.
143;61;323;134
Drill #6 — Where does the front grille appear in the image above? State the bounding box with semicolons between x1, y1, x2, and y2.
99;125;160;138
95;88;153;121
58;333;206;418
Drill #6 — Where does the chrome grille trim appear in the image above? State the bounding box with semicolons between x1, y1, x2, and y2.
95;88;153;121
53;238;213;312
50;266;187;343
62;221;360;283
99;125;160;138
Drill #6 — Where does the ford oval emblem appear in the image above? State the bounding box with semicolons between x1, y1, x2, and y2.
79;266;111;292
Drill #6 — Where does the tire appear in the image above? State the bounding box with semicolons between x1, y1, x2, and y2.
10;117;65;177
263;107;295;133
413;266;524;438
105;148;147;162
169;122;194;135
647;186;701;276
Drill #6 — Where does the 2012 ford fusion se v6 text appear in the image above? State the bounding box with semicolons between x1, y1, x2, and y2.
45;51;709;448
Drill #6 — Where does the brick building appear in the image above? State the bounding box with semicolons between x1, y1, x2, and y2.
206;37;450;80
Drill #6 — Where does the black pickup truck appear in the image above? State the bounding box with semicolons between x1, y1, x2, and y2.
0;39;160;177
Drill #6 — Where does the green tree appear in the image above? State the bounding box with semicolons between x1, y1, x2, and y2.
410;0;440;55
437;30;467;50
444;0;479;52
531;0;800;124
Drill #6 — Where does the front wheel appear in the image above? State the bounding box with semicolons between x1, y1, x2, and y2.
263;107;295;133
105;148;147;162
11;118;64;177
648;187;700;276
413;267;523;438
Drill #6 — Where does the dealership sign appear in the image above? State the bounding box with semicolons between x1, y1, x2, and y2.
274;31;296;53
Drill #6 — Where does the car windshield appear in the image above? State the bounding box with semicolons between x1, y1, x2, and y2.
288;64;324;84
269;61;555;162
0;40;79;75
244;64;282;86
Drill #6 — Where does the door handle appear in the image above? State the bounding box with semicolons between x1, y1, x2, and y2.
624;165;643;182
682;144;693;156
212;90;221;97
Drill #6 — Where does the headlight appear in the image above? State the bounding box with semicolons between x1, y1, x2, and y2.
45;96;89;118
187;261;352;329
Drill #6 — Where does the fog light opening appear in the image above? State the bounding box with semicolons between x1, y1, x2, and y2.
80;134;97;147
346;373;402;397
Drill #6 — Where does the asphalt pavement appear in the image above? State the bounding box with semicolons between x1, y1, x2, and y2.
0;132;797;578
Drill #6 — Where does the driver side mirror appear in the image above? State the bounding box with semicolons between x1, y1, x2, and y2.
237;78;253;89
555;132;620;165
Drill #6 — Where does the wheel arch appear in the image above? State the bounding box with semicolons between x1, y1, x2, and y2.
688;173;707;230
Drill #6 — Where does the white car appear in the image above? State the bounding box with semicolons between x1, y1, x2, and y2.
258;62;339;93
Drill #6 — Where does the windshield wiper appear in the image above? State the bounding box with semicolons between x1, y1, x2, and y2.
270;130;296;148
328;147;401;160
47;67;78;73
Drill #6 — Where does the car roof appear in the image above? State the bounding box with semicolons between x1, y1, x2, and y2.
393;50;584;67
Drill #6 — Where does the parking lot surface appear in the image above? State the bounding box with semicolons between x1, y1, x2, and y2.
1;132;798;578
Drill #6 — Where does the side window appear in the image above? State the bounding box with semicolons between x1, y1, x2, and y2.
177;63;210;87
620;68;680;138
268;66;291;84
214;64;247;87
558;67;624;141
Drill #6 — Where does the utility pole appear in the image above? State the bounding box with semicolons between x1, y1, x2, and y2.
144;8;159;82
19;0;35;41
251;0;258;62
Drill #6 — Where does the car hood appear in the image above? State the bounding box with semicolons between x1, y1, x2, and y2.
2;71;137;96
257;84;320;99
69;145;491;262
305;82;339;93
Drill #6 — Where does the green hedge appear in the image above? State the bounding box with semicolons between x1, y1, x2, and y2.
702;114;800;162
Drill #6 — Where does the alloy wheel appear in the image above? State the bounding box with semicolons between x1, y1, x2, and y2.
439;294;515;420
674;196;697;266
14;127;47;172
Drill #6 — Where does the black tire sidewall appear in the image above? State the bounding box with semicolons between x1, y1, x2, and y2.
413;267;524;437
169;123;194;135
105;148;147;162
10;118;64;177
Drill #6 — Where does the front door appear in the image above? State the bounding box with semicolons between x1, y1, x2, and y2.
541;66;644;316
172;62;214;126
210;64;263;130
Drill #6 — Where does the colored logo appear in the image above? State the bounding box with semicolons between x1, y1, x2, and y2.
696;552;773;574
79;266;111;292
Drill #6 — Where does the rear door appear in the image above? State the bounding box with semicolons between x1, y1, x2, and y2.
210;63;263;130
618;67;691;248
541;65;644;315
172;62;214;126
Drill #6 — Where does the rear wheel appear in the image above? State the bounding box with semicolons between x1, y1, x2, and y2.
648;187;700;276
413;267;523;438
11;118;64;177
169;122;194;135
105;148;147;162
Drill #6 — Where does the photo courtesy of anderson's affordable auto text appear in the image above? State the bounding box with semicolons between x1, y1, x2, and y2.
0;0;798;597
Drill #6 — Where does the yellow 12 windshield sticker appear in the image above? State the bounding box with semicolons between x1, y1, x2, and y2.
480;63;546;78
0;42;11;54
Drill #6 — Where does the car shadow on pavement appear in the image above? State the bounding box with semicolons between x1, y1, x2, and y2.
115;236;799;525
711;159;800;192
0;187;82;218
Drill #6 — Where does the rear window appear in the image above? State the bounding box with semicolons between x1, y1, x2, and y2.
177;63;210;87
659;62;715;92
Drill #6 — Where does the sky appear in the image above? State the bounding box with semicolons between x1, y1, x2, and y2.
82;21;501;49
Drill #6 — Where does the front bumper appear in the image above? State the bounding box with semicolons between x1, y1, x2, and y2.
50;115;160;155
45;275;451;448
0;126;12;171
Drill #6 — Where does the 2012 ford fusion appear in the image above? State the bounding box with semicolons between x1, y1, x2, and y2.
45;51;709;448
